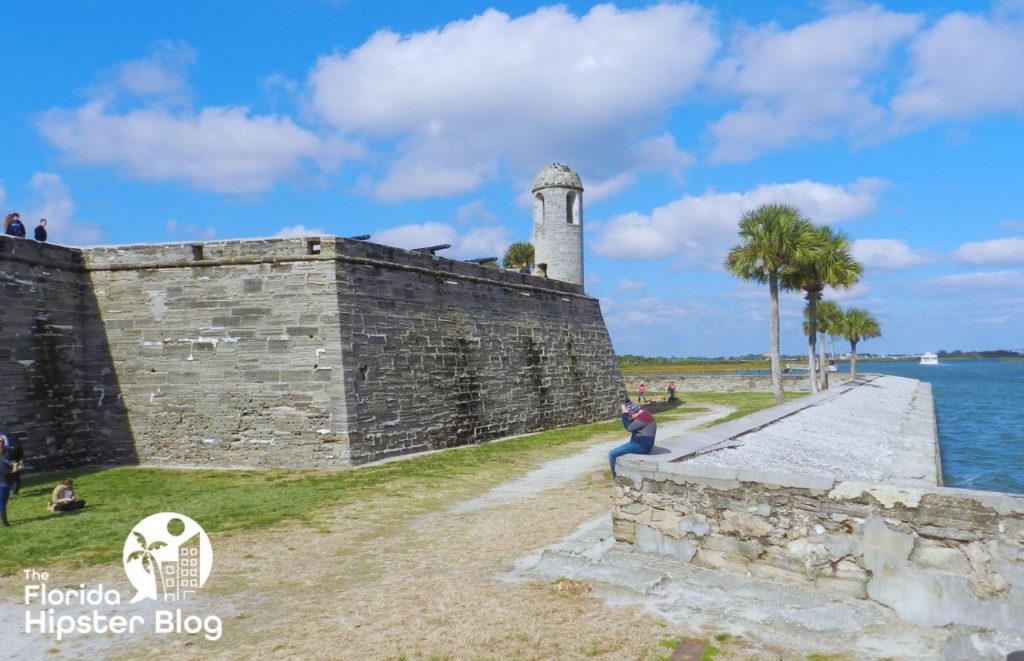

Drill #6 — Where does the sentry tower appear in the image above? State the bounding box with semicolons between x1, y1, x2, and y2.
531;163;584;288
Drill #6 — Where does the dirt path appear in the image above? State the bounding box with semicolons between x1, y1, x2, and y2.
11;406;736;660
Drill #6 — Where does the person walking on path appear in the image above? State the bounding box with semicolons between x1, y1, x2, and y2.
34;218;47;242
636;382;648;404
608;400;657;477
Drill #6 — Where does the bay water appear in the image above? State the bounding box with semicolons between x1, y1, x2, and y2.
837;359;1023;495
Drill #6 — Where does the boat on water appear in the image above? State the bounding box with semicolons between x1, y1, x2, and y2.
920;352;939;365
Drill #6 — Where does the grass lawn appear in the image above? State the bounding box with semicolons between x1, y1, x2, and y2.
1;391;793;575
620;360;771;374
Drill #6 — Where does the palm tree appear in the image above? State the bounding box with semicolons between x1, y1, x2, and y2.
838;307;881;379
725;204;816;404
784;227;862;393
814;300;843;389
502;242;534;270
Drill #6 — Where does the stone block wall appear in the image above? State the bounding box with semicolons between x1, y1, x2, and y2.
0;236;134;468
2;235;623;471
334;240;619;463
83;238;350;468
612;467;1024;630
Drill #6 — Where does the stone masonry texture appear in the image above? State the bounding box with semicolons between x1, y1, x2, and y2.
1;235;624;471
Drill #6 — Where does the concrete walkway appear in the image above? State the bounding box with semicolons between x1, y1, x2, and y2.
627;375;941;486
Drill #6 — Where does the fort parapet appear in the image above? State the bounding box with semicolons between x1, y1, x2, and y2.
1;235;623;471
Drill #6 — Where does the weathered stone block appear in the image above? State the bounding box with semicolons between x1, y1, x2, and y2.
720;509;774;539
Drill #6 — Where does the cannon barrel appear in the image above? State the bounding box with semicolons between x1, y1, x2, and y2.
411;243;451;255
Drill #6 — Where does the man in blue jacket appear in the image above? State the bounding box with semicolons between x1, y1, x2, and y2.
609;400;657;477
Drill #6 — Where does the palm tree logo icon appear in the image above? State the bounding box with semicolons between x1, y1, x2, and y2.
123;512;213;604
126;531;168;597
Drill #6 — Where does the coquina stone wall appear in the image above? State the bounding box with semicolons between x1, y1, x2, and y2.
1;235;623;471
0;236;134;468
612;468;1024;630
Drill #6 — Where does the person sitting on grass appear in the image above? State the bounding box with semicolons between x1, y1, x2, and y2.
608;400;657;478
49;478;86;512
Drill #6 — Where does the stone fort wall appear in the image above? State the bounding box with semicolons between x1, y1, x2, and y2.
1;235;624;471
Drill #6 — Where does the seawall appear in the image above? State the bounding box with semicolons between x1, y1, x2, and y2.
613;375;1024;631
1;235;623;471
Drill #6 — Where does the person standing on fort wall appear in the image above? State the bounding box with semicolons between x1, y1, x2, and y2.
35;218;47;242
4;212;25;237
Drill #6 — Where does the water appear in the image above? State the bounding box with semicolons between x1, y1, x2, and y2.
837;359;1024;495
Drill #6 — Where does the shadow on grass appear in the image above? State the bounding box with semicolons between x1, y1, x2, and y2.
638;400;684;415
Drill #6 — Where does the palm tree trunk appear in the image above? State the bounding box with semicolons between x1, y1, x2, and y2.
806;297;818;394
850;339;859;379
818;331;829;390
769;274;784;404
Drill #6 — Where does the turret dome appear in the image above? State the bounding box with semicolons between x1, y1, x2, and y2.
532;164;582;192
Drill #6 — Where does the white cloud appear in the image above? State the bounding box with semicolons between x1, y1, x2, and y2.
25;173;103;245
1000;219;1024;232
371;221;512;260
164;218;216;240
307;4;715;200
892;10;1024;125
453;200;496;226
457;225;513;259
91;41;197;107
36;42;359;195
823;283;871;302
852;238;932;269
616;278;647;293
372;222;457;251
603;294;711;329
953;237;1024;264
709;6;921;162
926;270;1024;291
275;225;326;238
591;179;882;267
38;102;326;195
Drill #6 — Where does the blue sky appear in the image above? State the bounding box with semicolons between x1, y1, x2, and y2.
3;1;1023;357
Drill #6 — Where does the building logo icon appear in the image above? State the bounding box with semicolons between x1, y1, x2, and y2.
123;512;213;604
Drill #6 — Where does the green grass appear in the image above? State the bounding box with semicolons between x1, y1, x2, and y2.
631;390;807;426
2;392;785;575
621;360;771;374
